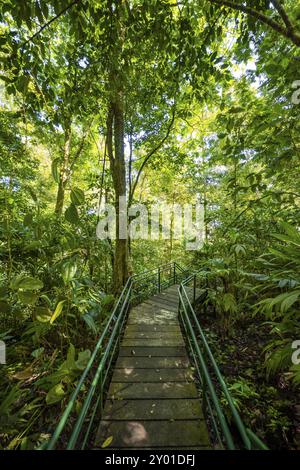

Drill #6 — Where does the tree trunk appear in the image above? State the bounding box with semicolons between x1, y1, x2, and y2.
113;95;129;292
105;1;130;293
107;97;129;293
55;125;71;216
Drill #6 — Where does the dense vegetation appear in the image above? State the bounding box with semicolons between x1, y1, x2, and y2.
0;0;300;450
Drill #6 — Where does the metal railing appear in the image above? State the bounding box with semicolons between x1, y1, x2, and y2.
44;261;185;450
131;261;189;304
178;272;268;450
44;263;268;450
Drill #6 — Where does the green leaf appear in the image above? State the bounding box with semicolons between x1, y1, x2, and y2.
101;436;113;448
40;294;52;307
272;233;300;247
279;291;300;313
10;276;43;291
280;222;300;242
51;158;60;183
65;204;79;224
31;347;44;358
46;383;65;405
263;290;300;314
82;313;97;333
15;75;30;93
233;244;246;256
35;307;52;322
70;187;85;206
65;343;76;371
75;349;91;370
222;293;237;313
50;300;66;324
18;291;38;305
62;260;77;284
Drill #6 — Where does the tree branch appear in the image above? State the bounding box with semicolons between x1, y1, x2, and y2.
106;104;114;168
207;0;300;47
21;0;81;49
270;0;294;32
129;105;176;204
69;121;92;171
96;138;107;224
220;191;297;236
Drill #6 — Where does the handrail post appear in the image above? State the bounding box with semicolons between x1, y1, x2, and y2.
158;267;161;293
193;274;196;304
178;283;181;314
173;261;176;285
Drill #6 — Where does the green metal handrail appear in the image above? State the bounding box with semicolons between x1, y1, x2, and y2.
44;261;186;450
178;273;268;450
44;262;267;450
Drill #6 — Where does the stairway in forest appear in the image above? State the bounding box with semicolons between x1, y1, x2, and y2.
46;262;267;450
94;285;211;450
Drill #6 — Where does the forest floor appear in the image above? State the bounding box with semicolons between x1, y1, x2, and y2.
196;307;300;450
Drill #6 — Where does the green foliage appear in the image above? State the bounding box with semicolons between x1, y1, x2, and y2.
65;204;79;224
62;260;77;284
0;0;299;450
10;276;44;291
50;300;65;324
70;188;85;206
223;378;259;413
43;344;91;405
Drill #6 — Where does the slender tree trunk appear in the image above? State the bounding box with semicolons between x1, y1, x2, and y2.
4;183;13;281
106;1;130;293
204;185;208;245
55;125;71;216
107;98;129;293
112;94;129;292
169;193;176;262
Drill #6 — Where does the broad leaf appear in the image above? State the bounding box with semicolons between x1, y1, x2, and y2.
101;436;113;448
18;291;38;305
75;349;91;370
65;204;79;224
71;187;85;206
46;384;65;405
35;307;52;322
51;158;60;183
50;300;66;324
62;260;77;284
10;276;43;291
